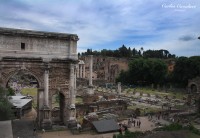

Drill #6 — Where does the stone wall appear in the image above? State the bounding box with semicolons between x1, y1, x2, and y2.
0;27;78;61
81;56;128;82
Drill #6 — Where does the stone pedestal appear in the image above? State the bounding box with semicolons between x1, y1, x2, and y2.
41;105;52;130
88;86;94;95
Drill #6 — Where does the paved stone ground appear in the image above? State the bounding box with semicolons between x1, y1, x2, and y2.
12;119;41;138
0;120;13;138
38;116;163;138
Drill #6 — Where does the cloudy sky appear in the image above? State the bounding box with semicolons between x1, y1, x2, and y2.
0;0;199;57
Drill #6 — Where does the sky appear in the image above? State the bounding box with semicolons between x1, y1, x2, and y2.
0;0;199;57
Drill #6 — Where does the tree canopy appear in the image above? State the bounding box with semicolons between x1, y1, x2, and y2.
80;45;175;59
117;58;168;86
172;56;200;87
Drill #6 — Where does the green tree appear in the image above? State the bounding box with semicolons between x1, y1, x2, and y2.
172;56;200;87
0;86;14;120
7;87;15;96
117;58;167;86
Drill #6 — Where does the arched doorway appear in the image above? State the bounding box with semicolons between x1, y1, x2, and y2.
190;84;198;93
188;77;200;94
6;69;41;119
51;91;66;125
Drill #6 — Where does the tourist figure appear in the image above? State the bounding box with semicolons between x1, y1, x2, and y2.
138;120;141;128
132;120;136;127
77;123;82;132
128;119;132;127
33;127;36;135
137;120;139;127
123;124;128;131
158;113;160;120
42;128;45;133
118;123;123;134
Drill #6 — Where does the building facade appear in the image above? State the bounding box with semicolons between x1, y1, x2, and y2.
0;27;79;129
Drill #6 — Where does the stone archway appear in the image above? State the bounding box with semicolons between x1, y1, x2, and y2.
188;77;200;93
190;84;198;93
0;27;79;129
5;69;42;89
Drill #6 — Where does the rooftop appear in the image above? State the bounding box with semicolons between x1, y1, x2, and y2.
8;96;32;108
0;27;78;40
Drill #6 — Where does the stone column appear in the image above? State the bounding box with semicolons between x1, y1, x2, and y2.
80;64;83;78
69;64;76;120
117;82;121;95
44;69;49;106
88;55;94;95
83;64;85;78
41;64;52;130
89;55;93;86
70;64;75;104
74;66;77;96
77;64;79;78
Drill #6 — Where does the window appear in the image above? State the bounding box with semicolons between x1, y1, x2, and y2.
21;43;25;50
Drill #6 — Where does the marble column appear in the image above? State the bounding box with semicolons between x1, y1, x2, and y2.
80;64;83;78
77;64;79;78
41;65;52;130
74;66;77;96
68;64;76;120
117;82;121;95
70;64;75;104
89;55;93;86
83;64;85;78
44;69;49;106
88;55;94;95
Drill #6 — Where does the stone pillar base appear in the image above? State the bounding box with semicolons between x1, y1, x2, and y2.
40;105;52;130
41;119;52;130
87;86;94;95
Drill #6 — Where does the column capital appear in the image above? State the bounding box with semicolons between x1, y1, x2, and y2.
44;62;50;71
70;63;76;69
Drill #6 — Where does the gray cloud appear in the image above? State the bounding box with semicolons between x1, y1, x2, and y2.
179;35;195;41
0;0;199;56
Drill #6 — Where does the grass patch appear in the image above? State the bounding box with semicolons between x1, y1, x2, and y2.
128;105;161;115
76;97;83;104
21;88;37;108
21;88;37;96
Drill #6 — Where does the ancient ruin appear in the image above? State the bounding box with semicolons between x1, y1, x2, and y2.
80;56;129;82
0;27;79;129
188;77;200;93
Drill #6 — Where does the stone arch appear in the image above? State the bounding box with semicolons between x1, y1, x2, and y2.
188;77;200;93
190;83;198;93
0;27;78;129
3;69;43;89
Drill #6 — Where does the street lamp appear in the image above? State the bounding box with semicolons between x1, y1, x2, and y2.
198;36;200;40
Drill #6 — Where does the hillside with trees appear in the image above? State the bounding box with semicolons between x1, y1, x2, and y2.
80;45;200;89
80;45;176;59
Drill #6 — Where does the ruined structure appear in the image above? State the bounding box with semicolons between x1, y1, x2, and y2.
188;77;200;93
81;56;128;83
0;27;79;129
